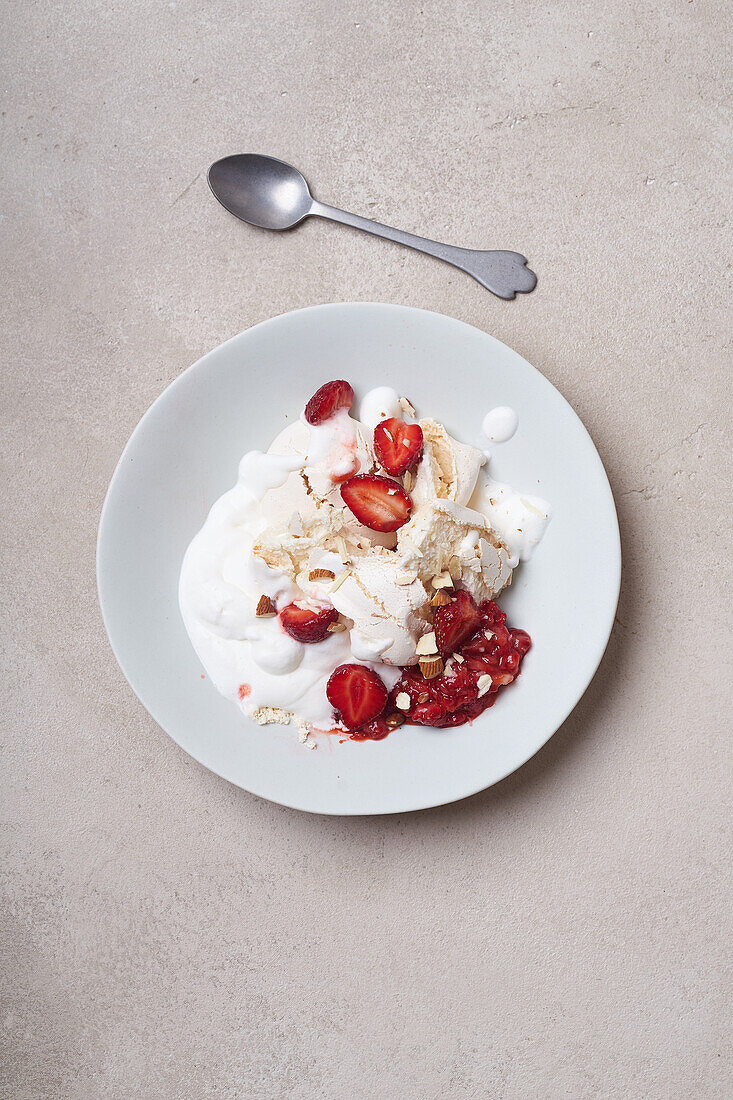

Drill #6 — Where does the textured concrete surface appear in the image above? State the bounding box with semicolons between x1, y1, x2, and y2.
1;1;731;1097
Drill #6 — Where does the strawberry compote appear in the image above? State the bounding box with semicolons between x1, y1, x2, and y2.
349;600;531;738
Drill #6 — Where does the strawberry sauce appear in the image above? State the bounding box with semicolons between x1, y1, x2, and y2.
347;601;531;739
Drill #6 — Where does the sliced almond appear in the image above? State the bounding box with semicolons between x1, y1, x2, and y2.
430;589;452;607
484;629;494;641
395;571;418;586
419;656;444;679
399;396;416;417
417;692;429;703
395;692;411;711
385;712;405;729
431;571;454;590
309;568;336;581
453;653;465;664
330;570;350;593
415;631;438;656
403;470;414;492
335;536;350;565
255;594;277;617
327;621;346;632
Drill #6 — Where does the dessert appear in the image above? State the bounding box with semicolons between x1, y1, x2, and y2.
179;380;551;744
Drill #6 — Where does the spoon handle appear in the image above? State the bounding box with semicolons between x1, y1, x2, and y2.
310;200;536;301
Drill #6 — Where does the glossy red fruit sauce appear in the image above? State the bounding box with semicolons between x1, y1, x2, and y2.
348;600;531;739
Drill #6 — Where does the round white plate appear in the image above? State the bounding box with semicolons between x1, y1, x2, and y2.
97;304;620;815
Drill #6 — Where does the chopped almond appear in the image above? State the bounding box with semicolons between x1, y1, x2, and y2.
415;631;438;656
327;621;346;633
309;568;336;581
430;589;452;607
417;692;429;703
419;656;444;679
255;595;277;617
403;470;414;492
431;571;453;590
477;673;493;698
399;396;416;417
395;692;411;711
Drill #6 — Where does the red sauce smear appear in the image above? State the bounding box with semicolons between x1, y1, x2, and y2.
347;600;531;740
237;683;252;700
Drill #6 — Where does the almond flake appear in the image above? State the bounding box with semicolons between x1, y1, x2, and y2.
402;438;411;448
335;537;351;565
484;629;494;641
395;692;411;711
384;428;394;443
399;396;416;417
430;589;452;607
395;571;418;586
453;653;465;664
309;568;336;581
327;621;346;632
330;570;350;593
431;571;454;590
255;595;277;617
417;693;429;704
419;656;444;679
403;470;414;492
520;497;547;518
415;631;438;656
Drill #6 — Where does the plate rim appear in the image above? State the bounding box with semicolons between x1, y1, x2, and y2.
97;302;621;815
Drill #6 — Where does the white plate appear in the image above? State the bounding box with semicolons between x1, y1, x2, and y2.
97;304;620;815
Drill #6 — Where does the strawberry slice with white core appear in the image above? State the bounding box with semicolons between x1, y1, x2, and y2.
303;380;354;425
373;417;423;476
433;590;482;656
279;602;339;643
326;663;389;729
340;474;412;532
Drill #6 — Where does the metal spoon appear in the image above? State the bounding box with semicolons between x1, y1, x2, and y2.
208;154;537;301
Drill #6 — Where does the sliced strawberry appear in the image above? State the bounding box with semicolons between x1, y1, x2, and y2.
304;380;354;425
340;474;412;532
326;663;388;729
433;589;482;656
279;602;339;643
373;417;423;476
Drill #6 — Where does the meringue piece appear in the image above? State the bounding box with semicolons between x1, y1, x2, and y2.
411;418;485;508
330;556;429;666
397;498;513;603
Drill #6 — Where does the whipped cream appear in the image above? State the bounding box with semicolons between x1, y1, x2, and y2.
482;406;518;443
179;384;551;738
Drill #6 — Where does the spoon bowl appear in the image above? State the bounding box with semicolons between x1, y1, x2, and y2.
208;154;313;230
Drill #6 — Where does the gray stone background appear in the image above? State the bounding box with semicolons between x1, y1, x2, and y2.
2;1;731;1097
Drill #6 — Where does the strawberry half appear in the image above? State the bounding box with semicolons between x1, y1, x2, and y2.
304;380;354;425
326;663;388;729
279;602;339;643
373;417;423;476
433;590;482;656
340;474;412;532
